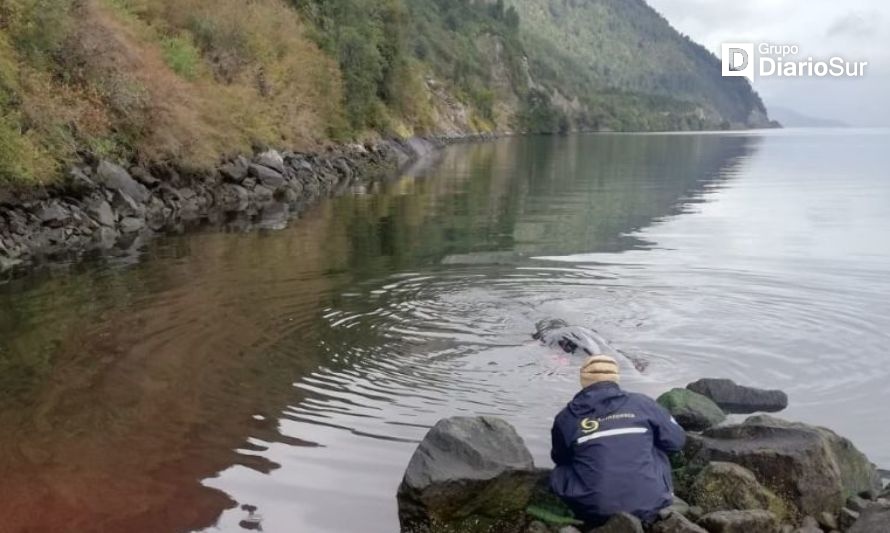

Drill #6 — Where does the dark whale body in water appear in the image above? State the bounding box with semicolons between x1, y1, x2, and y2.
532;319;610;356
532;319;649;372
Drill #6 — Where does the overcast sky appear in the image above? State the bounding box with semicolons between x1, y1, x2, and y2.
646;0;890;126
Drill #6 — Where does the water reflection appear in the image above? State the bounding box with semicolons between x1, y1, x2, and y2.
335;134;754;274
1;133;757;532
0;211;351;531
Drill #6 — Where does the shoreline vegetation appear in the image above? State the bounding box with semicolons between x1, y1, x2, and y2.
397;378;890;533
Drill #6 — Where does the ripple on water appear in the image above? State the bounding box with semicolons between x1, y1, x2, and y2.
260;252;890;464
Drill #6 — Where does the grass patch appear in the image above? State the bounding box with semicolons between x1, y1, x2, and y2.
0;114;54;184
160;35;200;80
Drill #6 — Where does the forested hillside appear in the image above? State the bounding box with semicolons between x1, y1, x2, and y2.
0;0;771;186
513;0;771;131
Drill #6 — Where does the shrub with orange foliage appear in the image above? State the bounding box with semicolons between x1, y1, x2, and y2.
0;0;346;183
75;0;346;165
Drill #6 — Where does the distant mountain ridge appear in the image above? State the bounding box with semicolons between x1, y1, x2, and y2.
393;0;774;133
769;106;848;128
508;0;772;130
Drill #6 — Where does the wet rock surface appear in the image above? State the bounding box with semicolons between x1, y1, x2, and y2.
687;461;789;519
683;415;880;518
686;378;788;414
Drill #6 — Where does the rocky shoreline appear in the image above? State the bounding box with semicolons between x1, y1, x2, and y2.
0;133;498;274
397;378;889;533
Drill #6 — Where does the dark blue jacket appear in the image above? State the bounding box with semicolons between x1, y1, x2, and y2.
549;382;686;523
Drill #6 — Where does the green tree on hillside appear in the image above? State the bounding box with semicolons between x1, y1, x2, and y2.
294;0;409;130
297;0;527;133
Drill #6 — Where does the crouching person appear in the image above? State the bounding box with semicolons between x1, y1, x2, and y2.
550;355;686;528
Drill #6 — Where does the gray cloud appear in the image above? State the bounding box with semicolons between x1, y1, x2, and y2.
827;11;881;38
646;0;890;126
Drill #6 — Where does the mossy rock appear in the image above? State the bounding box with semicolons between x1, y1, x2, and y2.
423;514;529;533
672;461;708;504
688;461;791;522
525;474;582;527
657;388;726;431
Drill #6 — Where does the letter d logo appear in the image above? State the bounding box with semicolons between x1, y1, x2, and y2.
722;43;754;81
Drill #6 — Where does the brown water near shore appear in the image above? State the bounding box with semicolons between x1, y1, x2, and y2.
1;131;889;532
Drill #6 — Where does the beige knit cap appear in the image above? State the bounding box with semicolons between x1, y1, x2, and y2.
580;355;620;388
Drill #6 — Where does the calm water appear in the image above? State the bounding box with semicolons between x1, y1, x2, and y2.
1;130;889;532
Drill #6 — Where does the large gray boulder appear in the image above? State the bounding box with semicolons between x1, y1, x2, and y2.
95;161;150;203
657;389;726;431
686;379;787;414
85;198;116;227
684;416;880;518
248;164;285;189
397;416;540;533
254;149;286;174
697;509;778;533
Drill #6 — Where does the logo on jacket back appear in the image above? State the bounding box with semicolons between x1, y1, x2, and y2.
580;418;599;433
580;413;638;434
